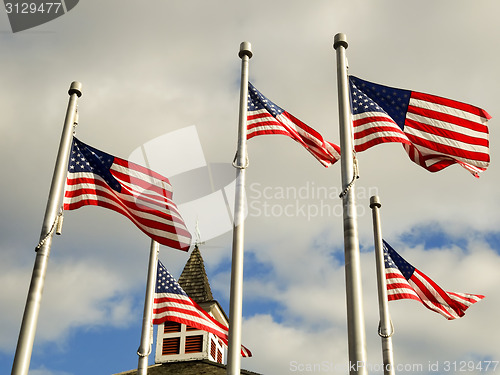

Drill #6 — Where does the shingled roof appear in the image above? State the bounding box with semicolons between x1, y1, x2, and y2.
178;245;214;304
113;360;261;375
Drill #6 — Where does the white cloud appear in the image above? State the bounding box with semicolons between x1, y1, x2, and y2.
29;367;72;375
0;257;140;352
242;314;347;375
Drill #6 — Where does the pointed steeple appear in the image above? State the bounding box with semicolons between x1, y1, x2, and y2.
178;245;214;304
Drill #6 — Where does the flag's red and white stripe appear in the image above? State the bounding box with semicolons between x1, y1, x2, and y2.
403;92;490;175
352;110;411;152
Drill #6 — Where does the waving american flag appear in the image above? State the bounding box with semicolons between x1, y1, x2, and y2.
63;137;191;251
350;76;491;177
247;82;340;168
384;240;484;320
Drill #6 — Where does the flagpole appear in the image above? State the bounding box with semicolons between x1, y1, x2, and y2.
226;41;252;375
137;239;160;375
369;196;395;375
333;33;368;375
12;81;82;375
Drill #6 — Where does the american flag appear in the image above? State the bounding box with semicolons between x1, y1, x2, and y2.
349;76;491;177
153;260;252;357
63;138;191;251
383;240;484;320
247;82;340;167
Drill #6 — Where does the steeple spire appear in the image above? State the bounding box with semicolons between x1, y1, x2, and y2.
178;245;214;304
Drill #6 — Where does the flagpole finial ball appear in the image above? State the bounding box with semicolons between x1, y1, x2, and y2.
239;41;253;59
333;33;348;50
68;81;82;97
369;195;381;209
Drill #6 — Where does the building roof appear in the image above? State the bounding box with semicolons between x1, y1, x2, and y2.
178;245;214;304
113;360;262;375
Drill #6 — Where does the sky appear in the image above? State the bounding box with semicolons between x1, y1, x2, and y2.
1;1;499;374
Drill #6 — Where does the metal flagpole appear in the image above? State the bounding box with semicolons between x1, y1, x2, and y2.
226;41;252;375
137;239;160;375
12;81;82;375
333;33;368;375
369;196;395;375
